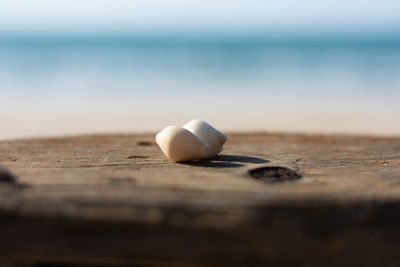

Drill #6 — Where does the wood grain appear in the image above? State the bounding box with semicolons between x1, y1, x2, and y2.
1;133;400;266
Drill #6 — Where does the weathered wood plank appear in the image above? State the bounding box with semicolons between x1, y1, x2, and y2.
0;133;400;266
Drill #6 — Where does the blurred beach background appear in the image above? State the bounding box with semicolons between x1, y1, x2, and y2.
0;0;399;140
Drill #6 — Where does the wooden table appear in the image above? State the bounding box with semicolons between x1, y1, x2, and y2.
1;133;400;266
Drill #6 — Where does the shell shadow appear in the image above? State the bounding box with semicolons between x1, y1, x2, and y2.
182;154;269;168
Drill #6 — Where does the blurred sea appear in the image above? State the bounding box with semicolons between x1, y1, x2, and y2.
0;34;399;138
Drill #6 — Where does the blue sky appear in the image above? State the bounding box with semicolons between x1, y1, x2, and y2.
0;0;400;34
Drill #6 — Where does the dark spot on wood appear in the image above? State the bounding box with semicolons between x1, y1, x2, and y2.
109;177;136;184
1;157;17;162
127;155;148;159
0;167;16;184
137;141;152;146
249;166;302;183
0;167;28;189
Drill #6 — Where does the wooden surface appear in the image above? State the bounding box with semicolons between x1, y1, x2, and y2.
1;133;400;266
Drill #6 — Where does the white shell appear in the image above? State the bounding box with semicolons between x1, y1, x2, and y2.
155;125;209;162
155;120;227;162
183;119;227;158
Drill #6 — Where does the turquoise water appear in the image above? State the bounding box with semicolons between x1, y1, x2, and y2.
0;34;399;138
1;34;400;96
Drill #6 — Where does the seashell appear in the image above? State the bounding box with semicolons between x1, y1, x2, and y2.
155;125;210;162
155;120;227;162
183;119;227;157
